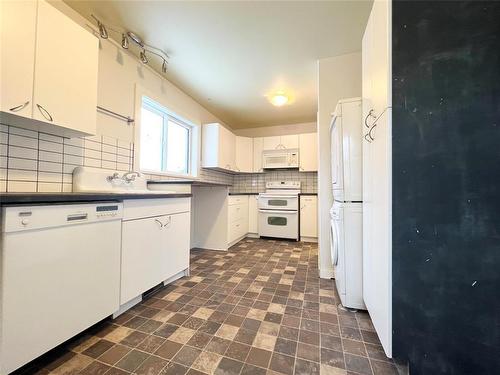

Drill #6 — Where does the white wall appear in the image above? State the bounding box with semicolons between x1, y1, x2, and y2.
234;122;316;137
51;0;227;144
317;52;361;278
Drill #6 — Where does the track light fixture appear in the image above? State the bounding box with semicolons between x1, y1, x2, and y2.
91;15;108;39
121;33;129;49
140;49;148;64
90;15;169;74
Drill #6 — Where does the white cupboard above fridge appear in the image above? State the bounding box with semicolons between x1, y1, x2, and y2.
0;0;98;138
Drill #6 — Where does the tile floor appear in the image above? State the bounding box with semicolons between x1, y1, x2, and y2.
14;238;402;375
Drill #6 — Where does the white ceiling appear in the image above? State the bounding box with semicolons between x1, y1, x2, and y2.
65;1;372;129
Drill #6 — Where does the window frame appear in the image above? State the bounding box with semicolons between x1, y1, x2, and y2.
134;87;199;178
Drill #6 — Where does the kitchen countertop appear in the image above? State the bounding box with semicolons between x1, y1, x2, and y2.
148;180;231;187
0;192;192;206
229;192;318;196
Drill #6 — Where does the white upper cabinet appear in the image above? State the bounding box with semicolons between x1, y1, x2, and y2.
202;123;236;172
363;0;391;118
235;136;253;173
263;135;299;150
263;136;281;150
0;0;98;138
32;0;98;136
0;0;37;119
252;137;264;172
299;133;318;172
281;134;299;149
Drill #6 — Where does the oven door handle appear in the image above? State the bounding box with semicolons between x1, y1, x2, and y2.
258;195;299;199
259;209;298;214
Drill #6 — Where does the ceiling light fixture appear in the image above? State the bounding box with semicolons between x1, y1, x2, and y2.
270;92;289;107
140;49;148;64
121;33;129;49
90;16;169;75
91;15;108;39
127;31;144;47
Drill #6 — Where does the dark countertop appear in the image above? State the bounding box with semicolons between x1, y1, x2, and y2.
229;192;317;196
148;180;231;187
0;192;192;206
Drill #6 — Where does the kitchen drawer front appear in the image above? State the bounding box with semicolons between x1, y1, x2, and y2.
120;211;190;304
228;203;248;223
228;218;247;244
123;198;190;220
228;195;248;206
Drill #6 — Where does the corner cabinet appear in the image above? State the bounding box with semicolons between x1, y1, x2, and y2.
235;136;253;173
202;123;236;172
0;0;98;138
299;133;318;171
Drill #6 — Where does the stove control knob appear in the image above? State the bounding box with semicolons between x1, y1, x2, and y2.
21;219;29;226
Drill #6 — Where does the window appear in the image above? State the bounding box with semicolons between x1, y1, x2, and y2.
139;97;192;175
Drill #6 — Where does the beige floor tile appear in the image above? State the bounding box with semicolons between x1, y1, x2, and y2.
252;333;277;351
215;324;239;340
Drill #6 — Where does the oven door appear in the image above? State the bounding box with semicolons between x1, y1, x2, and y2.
258;195;298;211
259;209;298;240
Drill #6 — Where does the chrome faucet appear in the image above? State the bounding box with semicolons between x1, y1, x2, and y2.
122;171;141;183
106;172;120;182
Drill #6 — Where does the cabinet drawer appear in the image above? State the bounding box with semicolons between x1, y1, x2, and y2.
228;203;247;223
228;195;247;206
123;198;190;220
228;218;247;244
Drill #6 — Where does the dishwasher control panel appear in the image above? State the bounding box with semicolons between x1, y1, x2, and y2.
96;204;120;218
2;203;124;233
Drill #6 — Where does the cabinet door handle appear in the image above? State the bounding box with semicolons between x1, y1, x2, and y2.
155;218;163;228
163;216;172;228
364;109;376;128
37;104;53;122
364;133;372;143
368;123;377;141
9;101;30;112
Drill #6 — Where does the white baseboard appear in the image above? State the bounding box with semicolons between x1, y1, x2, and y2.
300;236;318;243
113;295;142;318
320;266;334;279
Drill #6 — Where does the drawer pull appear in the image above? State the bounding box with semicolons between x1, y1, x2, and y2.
67;213;88;221
9;101;30;112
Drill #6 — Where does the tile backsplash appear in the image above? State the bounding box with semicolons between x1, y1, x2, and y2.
231;170;318;194
0;124;134;193
0;123;316;194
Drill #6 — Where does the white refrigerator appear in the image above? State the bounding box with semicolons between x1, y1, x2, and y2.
330;97;366;310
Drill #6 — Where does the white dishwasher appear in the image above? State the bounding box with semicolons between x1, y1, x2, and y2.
0;203;123;375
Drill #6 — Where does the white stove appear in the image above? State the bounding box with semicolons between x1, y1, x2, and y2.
258;181;301;240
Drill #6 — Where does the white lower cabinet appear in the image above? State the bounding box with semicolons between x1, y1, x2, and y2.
300;195;318;241
120;198;190;305
227;195;248;246
248;195;259;235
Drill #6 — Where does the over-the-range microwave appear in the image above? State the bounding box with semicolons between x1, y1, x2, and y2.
262;149;299;169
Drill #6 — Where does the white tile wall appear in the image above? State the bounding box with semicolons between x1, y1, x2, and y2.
231;170;318;194
0;123;317;193
0;124;134;193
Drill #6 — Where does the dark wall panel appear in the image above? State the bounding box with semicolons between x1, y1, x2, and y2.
392;1;500;374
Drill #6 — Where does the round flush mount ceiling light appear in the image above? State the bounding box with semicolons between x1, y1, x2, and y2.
270;92;289;107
